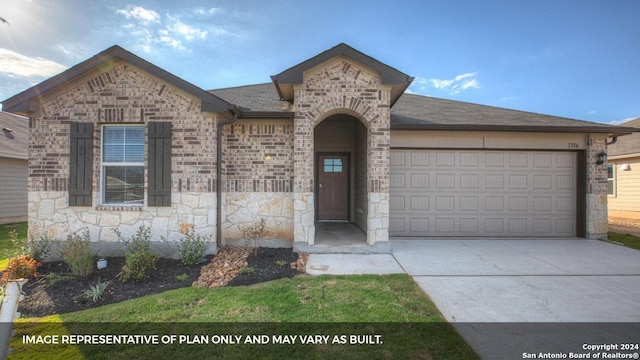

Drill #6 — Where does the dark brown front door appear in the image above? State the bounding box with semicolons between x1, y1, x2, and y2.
317;154;349;220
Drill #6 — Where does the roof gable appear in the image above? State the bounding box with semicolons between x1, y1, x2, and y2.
270;43;413;106
2;45;235;115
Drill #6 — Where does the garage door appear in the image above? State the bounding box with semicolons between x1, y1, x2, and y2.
390;150;577;237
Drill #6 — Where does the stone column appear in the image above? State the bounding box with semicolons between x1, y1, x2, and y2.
293;113;315;244
585;134;609;239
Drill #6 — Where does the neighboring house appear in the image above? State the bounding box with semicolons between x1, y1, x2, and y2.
607;118;640;227
1;43;635;255
0;112;28;224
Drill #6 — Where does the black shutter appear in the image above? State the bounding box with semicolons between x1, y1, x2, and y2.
69;122;94;206
148;122;172;207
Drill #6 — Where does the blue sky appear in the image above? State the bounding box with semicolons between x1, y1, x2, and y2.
1;0;638;124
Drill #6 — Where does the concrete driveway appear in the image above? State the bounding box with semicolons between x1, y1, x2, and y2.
392;239;640;359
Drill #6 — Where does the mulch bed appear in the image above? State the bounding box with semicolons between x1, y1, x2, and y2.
17;247;305;318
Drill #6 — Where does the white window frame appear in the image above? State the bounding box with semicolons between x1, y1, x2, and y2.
607;163;616;197
100;124;145;206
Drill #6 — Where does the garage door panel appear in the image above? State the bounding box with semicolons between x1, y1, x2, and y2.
390;149;577;237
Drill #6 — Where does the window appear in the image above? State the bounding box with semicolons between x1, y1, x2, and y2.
101;125;144;205
607;163;615;196
323;158;343;173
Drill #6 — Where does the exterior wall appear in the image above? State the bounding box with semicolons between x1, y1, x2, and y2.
28;60;221;254
0;157;27;224
585;134;609;239
29;191;215;258
221;119;295;244
292;56;391;245
608;157;640;227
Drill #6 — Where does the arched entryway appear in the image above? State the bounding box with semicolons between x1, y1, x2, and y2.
314;114;368;245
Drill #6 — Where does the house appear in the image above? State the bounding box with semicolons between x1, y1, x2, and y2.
1;43;635;256
0;112;28;225
607;118;640;228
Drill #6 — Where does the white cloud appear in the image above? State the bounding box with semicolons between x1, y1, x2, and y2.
607;117;640;126
167;16;208;41
428;72;480;95
194;7;220;16
409;73;480;96
0;48;67;78
116;5;160;23
115;6;220;53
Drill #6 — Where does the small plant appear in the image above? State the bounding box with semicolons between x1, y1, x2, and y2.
176;273;189;282
115;225;158;282
84;278;110;302
275;260;288;267
59;229;94;277
45;272;71;286
173;228;209;266
1;255;40;282
239;267;254;274
239;218;267;258
7;230;54;262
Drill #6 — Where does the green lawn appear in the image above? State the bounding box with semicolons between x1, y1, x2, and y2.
608;232;640;250
9;274;480;359
0;222;28;270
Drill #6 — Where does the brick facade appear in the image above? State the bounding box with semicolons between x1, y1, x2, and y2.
222;119;294;193
292;57;391;245
27;60;221;252
32;61;218;195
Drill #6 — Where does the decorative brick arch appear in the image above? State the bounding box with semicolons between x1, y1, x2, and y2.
292;58;390;246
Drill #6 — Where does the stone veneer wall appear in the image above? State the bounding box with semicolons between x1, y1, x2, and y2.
221;120;295;244
293;57;391;245
28;60;220;254
586;134;609;239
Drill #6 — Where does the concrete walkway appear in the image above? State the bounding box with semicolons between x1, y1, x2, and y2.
306;239;640;359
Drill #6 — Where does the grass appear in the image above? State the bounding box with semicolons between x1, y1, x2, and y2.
9;274;480;359
0;222;27;270
608;232;640;250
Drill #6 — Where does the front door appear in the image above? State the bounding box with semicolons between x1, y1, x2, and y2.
317;154;349;220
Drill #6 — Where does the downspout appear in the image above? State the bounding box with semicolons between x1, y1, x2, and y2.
606;136;618;146
216;107;240;250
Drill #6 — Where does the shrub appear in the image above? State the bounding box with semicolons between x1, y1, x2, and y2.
7;230;54;263
115;225;158;282
239;218;267;258
173;228;209;266
2;255;40;282
59;229;94;277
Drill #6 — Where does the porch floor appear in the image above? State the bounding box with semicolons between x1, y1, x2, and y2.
293;222;391;254
315;222;366;246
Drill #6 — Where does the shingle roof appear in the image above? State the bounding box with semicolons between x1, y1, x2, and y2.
0;112;28;159
210;82;634;135
390;93;626;133
210;83;293;116
608;118;640;157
